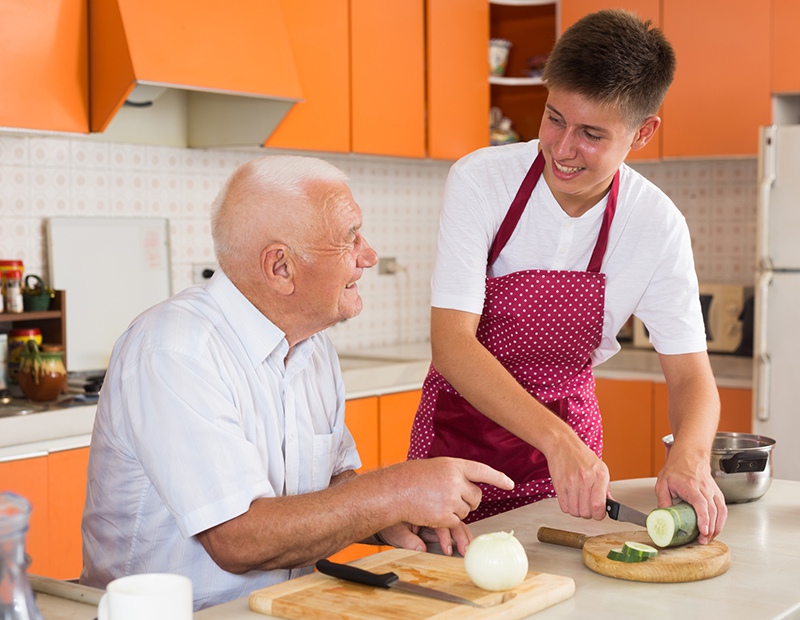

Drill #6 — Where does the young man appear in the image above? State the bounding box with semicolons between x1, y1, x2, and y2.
408;9;727;544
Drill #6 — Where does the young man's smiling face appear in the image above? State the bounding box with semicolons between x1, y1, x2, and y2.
538;87;658;217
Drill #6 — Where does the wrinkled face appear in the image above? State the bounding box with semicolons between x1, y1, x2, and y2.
538;87;640;215
293;182;378;330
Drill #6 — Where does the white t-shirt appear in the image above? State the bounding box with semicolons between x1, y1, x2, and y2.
431;140;707;365
81;270;360;610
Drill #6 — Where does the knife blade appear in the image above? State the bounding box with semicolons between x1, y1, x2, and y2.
605;498;648;527
315;559;487;608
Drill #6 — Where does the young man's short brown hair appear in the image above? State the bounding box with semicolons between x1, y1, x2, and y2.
542;9;676;128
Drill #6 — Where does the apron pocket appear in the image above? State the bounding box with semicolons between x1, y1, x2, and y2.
428;390;550;484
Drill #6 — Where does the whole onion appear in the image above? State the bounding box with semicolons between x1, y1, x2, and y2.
464;530;529;591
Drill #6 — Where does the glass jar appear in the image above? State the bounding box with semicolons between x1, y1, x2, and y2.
0;492;44;620
7;330;42;385
17;341;67;402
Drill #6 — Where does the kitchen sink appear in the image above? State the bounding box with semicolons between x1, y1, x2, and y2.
0;401;48;418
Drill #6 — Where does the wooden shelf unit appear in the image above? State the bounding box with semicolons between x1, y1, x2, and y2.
0;290;67;366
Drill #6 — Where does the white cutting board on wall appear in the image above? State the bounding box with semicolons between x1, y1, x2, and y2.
47;217;172;374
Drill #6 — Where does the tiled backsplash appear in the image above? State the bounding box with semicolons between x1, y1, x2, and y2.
0;134;757;351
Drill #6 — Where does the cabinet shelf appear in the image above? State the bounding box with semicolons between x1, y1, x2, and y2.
0;291;68;365
490;0;556;6
489;75;544;86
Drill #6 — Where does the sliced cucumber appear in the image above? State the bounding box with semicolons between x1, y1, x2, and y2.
646;501;700;547
606;547;645;563
622;541;658;559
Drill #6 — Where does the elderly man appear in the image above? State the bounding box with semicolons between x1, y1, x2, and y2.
80;155;512;610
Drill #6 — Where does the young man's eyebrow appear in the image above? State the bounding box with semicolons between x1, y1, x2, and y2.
545;103;610;135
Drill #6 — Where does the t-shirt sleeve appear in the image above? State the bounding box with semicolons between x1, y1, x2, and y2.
430;162;497;315
632;212;707;355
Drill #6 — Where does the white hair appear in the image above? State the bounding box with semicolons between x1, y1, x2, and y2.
211;155;348;270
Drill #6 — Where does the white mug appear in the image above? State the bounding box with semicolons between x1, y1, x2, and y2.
97;573;193;620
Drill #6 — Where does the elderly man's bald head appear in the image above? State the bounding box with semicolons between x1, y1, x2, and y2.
211;156;349;284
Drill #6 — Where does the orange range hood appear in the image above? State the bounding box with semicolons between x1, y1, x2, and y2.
89;0;302;147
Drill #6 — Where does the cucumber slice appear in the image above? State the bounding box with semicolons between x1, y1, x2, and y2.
607;547;645;563
622;541;658;559
646;502;700;547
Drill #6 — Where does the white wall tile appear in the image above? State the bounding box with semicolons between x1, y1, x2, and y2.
0;133;759;352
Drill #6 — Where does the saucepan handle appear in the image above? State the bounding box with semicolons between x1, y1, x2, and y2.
537;526;588;549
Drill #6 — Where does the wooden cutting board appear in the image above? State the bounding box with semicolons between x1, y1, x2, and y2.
249;549;575;619
539;528;730;583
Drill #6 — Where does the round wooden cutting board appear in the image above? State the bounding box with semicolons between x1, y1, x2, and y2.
581;530;730;583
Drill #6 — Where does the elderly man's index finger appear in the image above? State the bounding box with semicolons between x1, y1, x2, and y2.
460;460;514;490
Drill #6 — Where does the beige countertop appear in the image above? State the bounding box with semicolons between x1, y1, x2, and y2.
1;344;753;455
37;478;796;619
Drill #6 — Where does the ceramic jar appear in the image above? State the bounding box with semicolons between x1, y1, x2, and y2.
17;341;67;402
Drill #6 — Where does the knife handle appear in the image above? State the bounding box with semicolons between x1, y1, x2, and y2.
537;526;588;549
605;498;621;520
316;559;399;588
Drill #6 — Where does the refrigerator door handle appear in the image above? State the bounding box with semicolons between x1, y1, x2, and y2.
754;270;772;422
757;125;777;271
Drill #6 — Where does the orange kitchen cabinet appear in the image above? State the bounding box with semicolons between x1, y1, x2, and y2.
46;447;90;580
265;0;350;153
717;387;752;434
345;397;380;473
350;0;426;158
0;0;88;132
772;0;800;94
661;0;771;157
596;378;654;480
426;0;490;160
378;390;422;467
0;454;50;576
560;0;662;162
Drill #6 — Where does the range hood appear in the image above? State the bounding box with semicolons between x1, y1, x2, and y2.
89;0;303;148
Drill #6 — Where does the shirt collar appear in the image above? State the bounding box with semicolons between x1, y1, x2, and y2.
206;269;289;368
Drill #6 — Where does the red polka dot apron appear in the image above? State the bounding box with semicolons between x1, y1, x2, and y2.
408;150;620;522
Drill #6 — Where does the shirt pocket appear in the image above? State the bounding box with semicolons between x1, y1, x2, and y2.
311;428;343;492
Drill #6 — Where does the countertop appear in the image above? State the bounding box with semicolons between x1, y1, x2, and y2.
34;478;798;619
0;343;753;455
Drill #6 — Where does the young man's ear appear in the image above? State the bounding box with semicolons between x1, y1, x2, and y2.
261;245;295;295
630;115;662;151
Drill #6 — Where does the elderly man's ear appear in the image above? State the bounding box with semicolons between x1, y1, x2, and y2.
261;245;295;295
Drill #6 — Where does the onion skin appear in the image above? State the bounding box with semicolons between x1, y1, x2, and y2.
464;531;529;591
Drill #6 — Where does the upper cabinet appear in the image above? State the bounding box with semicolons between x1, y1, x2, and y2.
772;0;800;95
489;1;557;146
265;0;350;153
426;0;490;160
562;0;771;158
660;0;770;157
266;0;425;158
0;0;89;133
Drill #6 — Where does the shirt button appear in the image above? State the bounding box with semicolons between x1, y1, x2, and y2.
564;220;572;228
287;434;295;443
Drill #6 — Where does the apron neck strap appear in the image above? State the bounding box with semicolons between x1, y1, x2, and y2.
585;169;620;273
488;151;545;267
488;150;621;274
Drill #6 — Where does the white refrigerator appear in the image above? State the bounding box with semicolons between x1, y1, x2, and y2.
754;124;800;481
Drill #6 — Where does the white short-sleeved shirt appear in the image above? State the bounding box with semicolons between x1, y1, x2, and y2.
431;140;707;364
80;270;360;610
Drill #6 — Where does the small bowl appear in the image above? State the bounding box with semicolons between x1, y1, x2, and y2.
663;432;776;504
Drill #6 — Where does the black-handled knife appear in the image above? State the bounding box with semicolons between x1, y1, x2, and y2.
315;559;485;607
605;498;649;527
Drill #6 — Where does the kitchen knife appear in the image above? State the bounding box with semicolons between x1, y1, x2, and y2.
605;498;648;527
315;559;490;608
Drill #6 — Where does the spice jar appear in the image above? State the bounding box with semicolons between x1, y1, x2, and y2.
4;269;24;314
18;341;67;402
7;329;42;384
